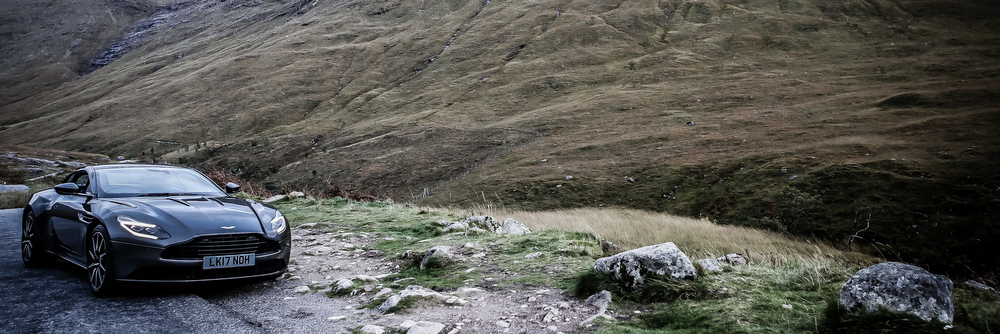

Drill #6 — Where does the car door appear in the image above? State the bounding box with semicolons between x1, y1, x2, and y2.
50;171;95;261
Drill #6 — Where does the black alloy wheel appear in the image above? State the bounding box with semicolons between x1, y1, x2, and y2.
21;209;52;267
87;225;116;297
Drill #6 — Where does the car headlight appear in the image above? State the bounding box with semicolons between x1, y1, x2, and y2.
118;215;171;240
270;211;287;234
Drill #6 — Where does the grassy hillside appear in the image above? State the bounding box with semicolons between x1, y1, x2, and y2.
1;1;998;276
274;197;999;333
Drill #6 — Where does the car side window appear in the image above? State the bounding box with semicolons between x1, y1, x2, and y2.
71;173;90;193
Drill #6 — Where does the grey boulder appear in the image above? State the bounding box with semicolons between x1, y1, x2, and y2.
593;242;697;287
840;261;954;323
498;218;531;235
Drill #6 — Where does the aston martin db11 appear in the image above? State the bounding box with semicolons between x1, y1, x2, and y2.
20;164;290;296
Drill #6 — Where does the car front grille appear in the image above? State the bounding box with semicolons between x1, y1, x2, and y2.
161;234;281;259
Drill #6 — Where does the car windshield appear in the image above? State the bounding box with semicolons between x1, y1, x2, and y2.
96;167;225;198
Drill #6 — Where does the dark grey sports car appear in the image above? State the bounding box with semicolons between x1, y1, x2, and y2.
21;164;290;296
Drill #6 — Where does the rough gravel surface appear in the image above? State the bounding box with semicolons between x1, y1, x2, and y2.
198;227;605;334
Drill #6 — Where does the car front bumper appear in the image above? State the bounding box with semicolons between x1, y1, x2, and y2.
111;237;291;283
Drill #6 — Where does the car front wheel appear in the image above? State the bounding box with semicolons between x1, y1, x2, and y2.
21;209;53;267
87;225;117;297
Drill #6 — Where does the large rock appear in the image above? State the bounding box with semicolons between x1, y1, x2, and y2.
0;185;30;193
840;262;954;323
498;218;531;235
420;246;452;270
593;242;697;287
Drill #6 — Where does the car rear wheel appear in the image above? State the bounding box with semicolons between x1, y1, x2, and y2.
21;209;53;267
88;225;117;297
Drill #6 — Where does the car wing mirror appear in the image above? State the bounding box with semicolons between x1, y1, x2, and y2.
54;183;81;195
225;182;241;194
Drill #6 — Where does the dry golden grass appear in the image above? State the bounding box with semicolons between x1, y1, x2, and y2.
466;206;875;265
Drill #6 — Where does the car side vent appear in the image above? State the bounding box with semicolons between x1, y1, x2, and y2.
161;234;281;259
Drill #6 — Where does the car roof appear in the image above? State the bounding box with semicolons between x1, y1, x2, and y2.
89;164;193;171
88;163;194;171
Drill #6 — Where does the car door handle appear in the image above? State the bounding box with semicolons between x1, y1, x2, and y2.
78;213;94;224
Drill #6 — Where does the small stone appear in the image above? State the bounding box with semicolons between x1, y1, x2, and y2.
293;286;310;294
782;304;793;310
335;278;354;292
698;259;723;272
359;325;384;334
495;321;510;328
398;320;417;329
374;288;393;299
524;252;543;259
261;195;287;204
965;280;996;292
717;253;748;266
327;316;346;322
543;308;560;322
378;295;401;313
355;275;379;283
288;191;306;198
407;321;446;334
302;246;333;256
586;290;612;309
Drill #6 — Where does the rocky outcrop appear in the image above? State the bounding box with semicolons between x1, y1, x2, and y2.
840;262;954;323
377;285;467;313
593;242;697;287
436;216;532;235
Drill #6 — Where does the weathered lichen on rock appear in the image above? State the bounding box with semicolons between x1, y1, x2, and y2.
839;261;954;323
593;242;697;287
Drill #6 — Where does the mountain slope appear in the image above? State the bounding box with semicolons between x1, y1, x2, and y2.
1;0;998;275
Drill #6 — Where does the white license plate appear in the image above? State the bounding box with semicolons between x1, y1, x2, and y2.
203;253;255;269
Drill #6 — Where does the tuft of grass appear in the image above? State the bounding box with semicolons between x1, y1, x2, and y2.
0;190;32;209
473;207;876;266
573;269;710;303
0;178;60;209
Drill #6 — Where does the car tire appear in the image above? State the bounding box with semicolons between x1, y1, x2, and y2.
21;209;54;267
88;225;117;297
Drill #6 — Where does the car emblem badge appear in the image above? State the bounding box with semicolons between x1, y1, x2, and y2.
221;225;236;230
